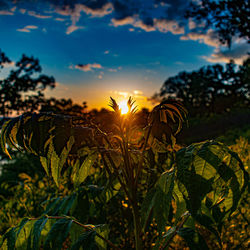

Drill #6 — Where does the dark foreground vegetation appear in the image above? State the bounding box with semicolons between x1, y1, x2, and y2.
0;94;249;249
0;0;249;247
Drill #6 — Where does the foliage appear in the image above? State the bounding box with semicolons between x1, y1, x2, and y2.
154;58;250;116
40;98;88;116
0;49;55;116
186;0;250;46
0;98;248;249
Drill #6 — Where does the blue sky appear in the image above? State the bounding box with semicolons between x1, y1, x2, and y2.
0;0;249;109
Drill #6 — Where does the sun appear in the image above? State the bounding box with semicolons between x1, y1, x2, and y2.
118;100;129;115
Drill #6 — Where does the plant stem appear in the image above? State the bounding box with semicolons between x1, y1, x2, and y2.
135;125;152;187
131;202;143;250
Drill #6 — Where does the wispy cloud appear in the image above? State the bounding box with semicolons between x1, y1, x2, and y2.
108;68;117;72
108;66;122;72
17;25;38;33
54;2;113;34
0;10;14;15
28;11;52;19
180;29;220;47
111;16;184;34
1;61;15;68
0;6;16;15
153;19;184;34
71;63;103;72
202;42;250;64
55;17;65;22
66;24;84;35
79;2;113;17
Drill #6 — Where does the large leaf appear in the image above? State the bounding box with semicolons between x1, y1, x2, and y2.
72;153;98;187
142;168;175;232
71;231;97;250
44;218;73;250
176;140;248;227
0;113;96;186
0;218;32;250
27;216;48;250
148;99;187;149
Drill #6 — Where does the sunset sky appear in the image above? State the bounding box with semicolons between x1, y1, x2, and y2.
1;0;249;110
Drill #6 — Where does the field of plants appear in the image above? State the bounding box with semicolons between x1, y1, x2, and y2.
0;98;249;249
0;0;249;248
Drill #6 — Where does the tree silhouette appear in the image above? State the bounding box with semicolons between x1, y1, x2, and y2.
0;49;55;116
156;58;250;116
40;98;88;116
186;0;250;47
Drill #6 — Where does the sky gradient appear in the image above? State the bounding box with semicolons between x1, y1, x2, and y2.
0;0;249;110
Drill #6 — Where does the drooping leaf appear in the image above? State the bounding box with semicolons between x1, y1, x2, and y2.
148;99;187;149
95;224;109;249
176;140;248;228
44;218;73;250
0;218;30;250
28;216;48;250
0;113;96;186
72;153;98;187
142;168;175;232
71;231;97;250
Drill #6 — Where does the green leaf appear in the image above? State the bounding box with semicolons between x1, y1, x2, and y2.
60;193;78;215
0;113;97;186
72;153;98;187
142;168;175;232
71;231;97;250
44;218;73;250
176;140;248;228
40;156;49;176
95;225;109;249
0;119;12;158
0;218;30;250
28;216;48;250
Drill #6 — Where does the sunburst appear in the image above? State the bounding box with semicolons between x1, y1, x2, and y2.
118;100;129;115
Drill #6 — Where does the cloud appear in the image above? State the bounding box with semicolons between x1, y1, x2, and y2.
1;61;15;68
0;5;16;15
203;42;250;64
72;63;103;72
28;10;52;19
55;17;65;21
111;89;147;101
54;2;113;34
154;19;184;34
111;16;184;34
66;24;84;34
0;9;13;15
108;68;117;72
17;25;38;32
180;29;221;47
79;2;113;17
111;16;135;27
19;8;26;14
